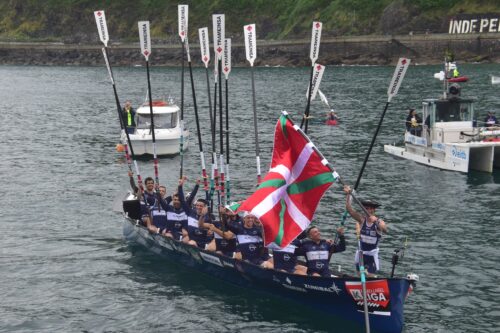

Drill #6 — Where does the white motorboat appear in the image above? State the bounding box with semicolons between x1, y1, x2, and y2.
492;75;500;85
121;99;189;156
384;85;500;173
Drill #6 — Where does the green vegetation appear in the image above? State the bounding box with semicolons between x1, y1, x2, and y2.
0;0;498;42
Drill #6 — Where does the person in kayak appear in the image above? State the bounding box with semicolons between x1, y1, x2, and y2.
343;185;387;276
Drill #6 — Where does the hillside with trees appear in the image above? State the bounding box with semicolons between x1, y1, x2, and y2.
0;0;499;43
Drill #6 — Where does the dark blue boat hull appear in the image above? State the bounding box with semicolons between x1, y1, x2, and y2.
123;218;414;333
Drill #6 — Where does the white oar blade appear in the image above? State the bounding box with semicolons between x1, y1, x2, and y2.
244;24;257;66
212;14;225;61
310;21;322;64
307;63;325;100
94;10;109;47
387;57;410;102
318;89;329;107
434;71;445;81
223;38;232;79
138;21;152;61
198;27;210;67
178;4;188;43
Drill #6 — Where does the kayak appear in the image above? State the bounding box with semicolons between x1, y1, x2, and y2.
447;76;469;83
326;119;338;126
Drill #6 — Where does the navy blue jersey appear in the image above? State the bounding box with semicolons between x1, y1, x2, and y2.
296;237;345;277
228;223;268;264
213;220;237;255
360;219;381;251
150;205;168;232
272;239;300;273
186;213;213;248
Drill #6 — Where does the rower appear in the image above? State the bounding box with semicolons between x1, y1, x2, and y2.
201;205;237;256
343;185;388;276
295;226;346;277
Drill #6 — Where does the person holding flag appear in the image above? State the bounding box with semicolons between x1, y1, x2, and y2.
343;185;388;276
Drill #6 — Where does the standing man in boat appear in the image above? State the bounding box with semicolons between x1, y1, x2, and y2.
295;226;346;277
343;185;387;276
122;100;136;134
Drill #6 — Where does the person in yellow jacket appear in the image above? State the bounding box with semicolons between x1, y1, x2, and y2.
122;100;136;134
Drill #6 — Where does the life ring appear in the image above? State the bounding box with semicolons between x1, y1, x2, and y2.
482;137;500;142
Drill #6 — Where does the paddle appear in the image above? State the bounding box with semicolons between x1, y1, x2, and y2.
94;10;144;193
138;21;160;195
300;22;322;131
354;57;411;190
178;5;188;180
244;23;261;185
223;38;232;203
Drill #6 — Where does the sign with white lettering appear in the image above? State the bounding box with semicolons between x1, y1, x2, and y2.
449;14;500;34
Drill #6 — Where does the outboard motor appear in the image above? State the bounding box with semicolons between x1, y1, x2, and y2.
123;198;142;220
448;83;461;99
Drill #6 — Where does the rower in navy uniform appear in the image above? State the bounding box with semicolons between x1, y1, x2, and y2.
221;211;270;265
295;226;346;277
128;172;158;225
177;179;213;248
343;185;388;275
202;205;238;256
158;179;188;242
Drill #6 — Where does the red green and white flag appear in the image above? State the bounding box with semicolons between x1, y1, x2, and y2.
238;112;337;248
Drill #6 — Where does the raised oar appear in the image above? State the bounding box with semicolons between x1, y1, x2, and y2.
244;23;261;185
305;64;325;133
354;57;411;190
138;21;160;195
178;4;188;180
300;21;322;131
223;38;232;203
212;14;225;204
284;110;371;333
198;27;213;201
94;10;144;192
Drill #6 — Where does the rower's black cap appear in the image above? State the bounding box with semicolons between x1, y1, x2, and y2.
360;199;381;208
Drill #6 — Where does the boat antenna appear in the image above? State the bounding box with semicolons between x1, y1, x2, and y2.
300;21;322;133
223;38;232;203
138;21;161;199
94;10;144;194
391;237;409;278
244;23;262;185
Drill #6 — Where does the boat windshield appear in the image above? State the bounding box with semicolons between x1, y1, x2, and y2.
433;100;473;123
136;112;178;129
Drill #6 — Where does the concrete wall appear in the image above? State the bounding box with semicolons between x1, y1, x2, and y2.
0;32;499;66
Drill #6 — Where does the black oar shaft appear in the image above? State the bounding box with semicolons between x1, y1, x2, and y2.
354;101;390;190
250;66;261;184
219;60;224;155
300;65;314;132
180;41;185;180
225;78;229;165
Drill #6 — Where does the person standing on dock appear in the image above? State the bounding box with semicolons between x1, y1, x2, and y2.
343;185;387;276
122;100;136;134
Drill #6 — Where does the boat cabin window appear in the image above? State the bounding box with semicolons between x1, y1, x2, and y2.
433;100;473;123
136;113;178;129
